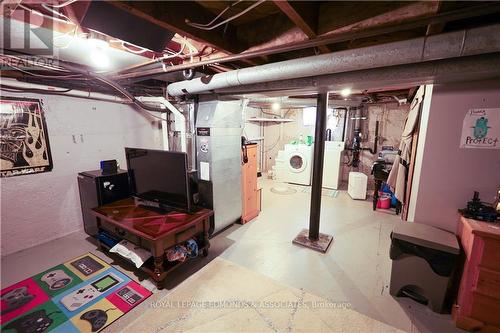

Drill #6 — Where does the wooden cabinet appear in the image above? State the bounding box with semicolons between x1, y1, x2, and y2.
241;143;261;224
454;216;500;332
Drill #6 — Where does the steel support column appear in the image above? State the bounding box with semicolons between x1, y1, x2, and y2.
309;92;328;240
292;92;333;253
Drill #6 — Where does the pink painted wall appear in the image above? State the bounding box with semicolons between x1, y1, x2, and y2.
412;79;500;232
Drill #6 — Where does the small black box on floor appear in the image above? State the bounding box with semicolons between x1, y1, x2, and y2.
77;169;130;236
389;223;460;313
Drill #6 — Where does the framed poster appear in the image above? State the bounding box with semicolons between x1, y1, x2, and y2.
0;97;53;177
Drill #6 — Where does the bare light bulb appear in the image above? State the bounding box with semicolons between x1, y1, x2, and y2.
340;88;352;97
271;102;281;111
88;38;110;69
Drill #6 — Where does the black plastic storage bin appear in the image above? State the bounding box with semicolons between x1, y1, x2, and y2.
389;222;460;313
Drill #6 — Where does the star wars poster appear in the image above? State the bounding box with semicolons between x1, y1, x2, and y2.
460;108;500;149
0;97;53;177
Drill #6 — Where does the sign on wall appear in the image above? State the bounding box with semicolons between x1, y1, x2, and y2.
0;97;53;177
460;108;500;149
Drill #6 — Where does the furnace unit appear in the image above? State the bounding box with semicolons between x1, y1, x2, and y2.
196;100;243;234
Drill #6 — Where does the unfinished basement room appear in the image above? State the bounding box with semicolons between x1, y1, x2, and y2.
1;1;500;333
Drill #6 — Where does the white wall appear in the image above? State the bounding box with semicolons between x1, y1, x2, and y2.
242;107;263;172
0;93;163;256
410;79;500;232
263;108;314;172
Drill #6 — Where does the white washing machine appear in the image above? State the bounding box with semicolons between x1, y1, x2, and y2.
281;144;314;185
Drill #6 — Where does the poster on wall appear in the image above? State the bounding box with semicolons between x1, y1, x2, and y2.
460;108;500;149
0;97;53;177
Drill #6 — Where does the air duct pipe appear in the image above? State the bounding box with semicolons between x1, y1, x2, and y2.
136;96;187;153
167;24;500;96
246;97;361;108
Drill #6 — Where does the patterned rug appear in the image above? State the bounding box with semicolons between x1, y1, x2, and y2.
1;253;152;333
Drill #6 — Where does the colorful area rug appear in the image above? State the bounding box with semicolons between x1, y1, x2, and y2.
1;253;152;333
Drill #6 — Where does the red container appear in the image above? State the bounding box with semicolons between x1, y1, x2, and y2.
377;195;391;209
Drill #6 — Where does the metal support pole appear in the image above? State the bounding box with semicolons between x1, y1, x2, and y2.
308;92;328;240
292;92;333;253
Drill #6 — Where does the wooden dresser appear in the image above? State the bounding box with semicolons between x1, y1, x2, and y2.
241;143;261;224
455;216;500;332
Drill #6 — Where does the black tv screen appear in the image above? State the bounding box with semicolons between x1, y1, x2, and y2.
125;148;191;212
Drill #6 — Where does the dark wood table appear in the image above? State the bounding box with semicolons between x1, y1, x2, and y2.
92;198;213;289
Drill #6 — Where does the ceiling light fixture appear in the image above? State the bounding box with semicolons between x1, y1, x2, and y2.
271;102;281;111
88;38;110;69
340;88;352;97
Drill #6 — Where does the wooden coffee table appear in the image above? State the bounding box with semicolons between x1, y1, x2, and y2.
92;198;213;289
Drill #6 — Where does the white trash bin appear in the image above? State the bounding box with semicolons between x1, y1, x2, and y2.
348;172;368;200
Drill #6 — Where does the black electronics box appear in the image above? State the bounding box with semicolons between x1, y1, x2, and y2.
77;169;130;236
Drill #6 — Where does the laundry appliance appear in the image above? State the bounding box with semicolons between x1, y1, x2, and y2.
275;144;314;186
322;141;344;189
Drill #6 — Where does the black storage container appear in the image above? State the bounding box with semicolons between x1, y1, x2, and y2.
77;169;130;236
389;222;460;313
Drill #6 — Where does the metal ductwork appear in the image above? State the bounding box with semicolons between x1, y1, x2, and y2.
246;97;361;108
167;24;500;97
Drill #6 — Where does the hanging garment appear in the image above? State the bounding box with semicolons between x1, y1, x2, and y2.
387;86;425;203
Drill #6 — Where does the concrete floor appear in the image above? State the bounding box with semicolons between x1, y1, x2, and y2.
1;177;462;333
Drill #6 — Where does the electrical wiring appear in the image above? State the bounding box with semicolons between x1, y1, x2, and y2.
114;41;149;55
41;3;73;22
2;55;59;73
161;46;186;71
185;0;265;31
15;3;79;49
52;25;79;49
4;54;166;121
258;107;292;118
259;107;282;118
3;64;84;79
184;39;197;63
1;54;74;73
187;0;243;28
1;84;73;93
43;0;79;8
39;4;80;49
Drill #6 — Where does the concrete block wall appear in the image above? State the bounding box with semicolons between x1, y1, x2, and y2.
0;93;163;256
341;102;410;189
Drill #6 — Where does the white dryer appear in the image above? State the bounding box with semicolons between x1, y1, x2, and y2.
322;141;345;189
282;144;314;185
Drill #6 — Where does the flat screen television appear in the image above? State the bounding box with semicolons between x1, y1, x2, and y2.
125;148;192;213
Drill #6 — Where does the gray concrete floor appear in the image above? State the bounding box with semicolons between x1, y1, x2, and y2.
1;177;462;333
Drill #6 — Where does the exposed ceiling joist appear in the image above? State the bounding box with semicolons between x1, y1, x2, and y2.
317;1;440;36
272;1;329;53
106;1;258;66
112;2;500;81
426;1;456;36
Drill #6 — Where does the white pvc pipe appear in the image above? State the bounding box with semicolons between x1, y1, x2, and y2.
136;96;187;153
